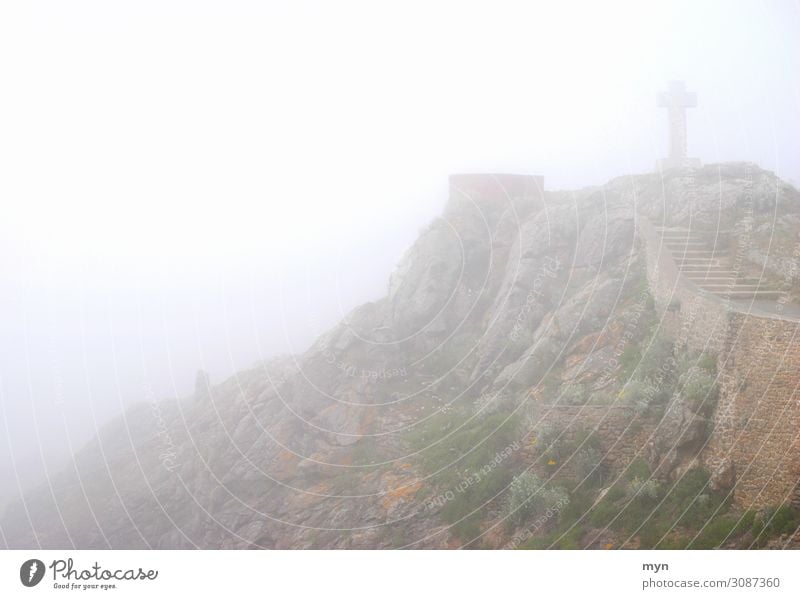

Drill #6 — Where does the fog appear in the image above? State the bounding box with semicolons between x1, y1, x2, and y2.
1;0;798;506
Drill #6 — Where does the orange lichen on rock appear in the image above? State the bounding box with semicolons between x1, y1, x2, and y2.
380;471;423;511
272;448;300;478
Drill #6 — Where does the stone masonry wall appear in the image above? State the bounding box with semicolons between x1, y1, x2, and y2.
705;312;800;508
639;217;800;508
531;405;656;481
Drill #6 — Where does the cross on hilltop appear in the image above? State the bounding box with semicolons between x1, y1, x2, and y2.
655;80;702;171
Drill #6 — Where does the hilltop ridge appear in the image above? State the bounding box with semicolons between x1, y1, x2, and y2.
4;163;800;549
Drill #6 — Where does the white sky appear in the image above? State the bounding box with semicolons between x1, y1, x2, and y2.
0;0;799;483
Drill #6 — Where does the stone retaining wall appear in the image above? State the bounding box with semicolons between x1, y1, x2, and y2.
638;217;800;508
530;405;655;479
705;312;800;507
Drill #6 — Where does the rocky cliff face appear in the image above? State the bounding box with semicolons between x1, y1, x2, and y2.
4;164;800;549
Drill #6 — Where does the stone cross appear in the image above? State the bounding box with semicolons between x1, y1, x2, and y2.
656;80;701;171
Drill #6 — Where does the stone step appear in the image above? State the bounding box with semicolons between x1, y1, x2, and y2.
666;246;727;253
700;284;776;292
685;280;736;286
661;236;705;243
660;234;727;245
675;255;729;261
686;275;763;280
719;290;783;300
684;277;764;285
680;264;739;277
664;243;724;254
681;271;741;278
668;248;715;254
675;260;728;267
654;226;781;302
656;227;730;235
683;274;741;281
730;278;765;285
677;260;726;272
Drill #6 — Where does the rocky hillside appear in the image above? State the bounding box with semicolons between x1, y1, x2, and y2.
4;163;800;549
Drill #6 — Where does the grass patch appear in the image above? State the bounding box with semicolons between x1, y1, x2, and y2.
751;505;800;547
408;408;522;542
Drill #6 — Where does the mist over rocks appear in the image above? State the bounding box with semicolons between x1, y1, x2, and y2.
617;162;800;227
3;164;800;549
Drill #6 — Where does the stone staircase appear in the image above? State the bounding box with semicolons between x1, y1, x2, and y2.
657;227;782;301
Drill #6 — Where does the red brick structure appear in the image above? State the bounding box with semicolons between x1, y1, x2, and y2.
448;173;544;203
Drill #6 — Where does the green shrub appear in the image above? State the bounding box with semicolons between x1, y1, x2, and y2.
669;469;716;527
560;383;588;406
407;408;523;541
605;483;627;502
751;504;800;545
768;504;800;536
692;515;742;549
615;499;659;534
697;353;717;373
637;337;675;380
573;446;606;488
624;458;651;481
628;476;661;501
503;472;568;527
589;500;619;528
441;466;512;525
559;489;592;525
448;514;481;542
590;390;615;404
619;345;642;380
657;535;689;550
521;524;583;549
553;526;583;549
541;371;561;397
678;367;718;414
408;411;519;476
737;509;757;534
639;523;666;548
620;379;652;412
